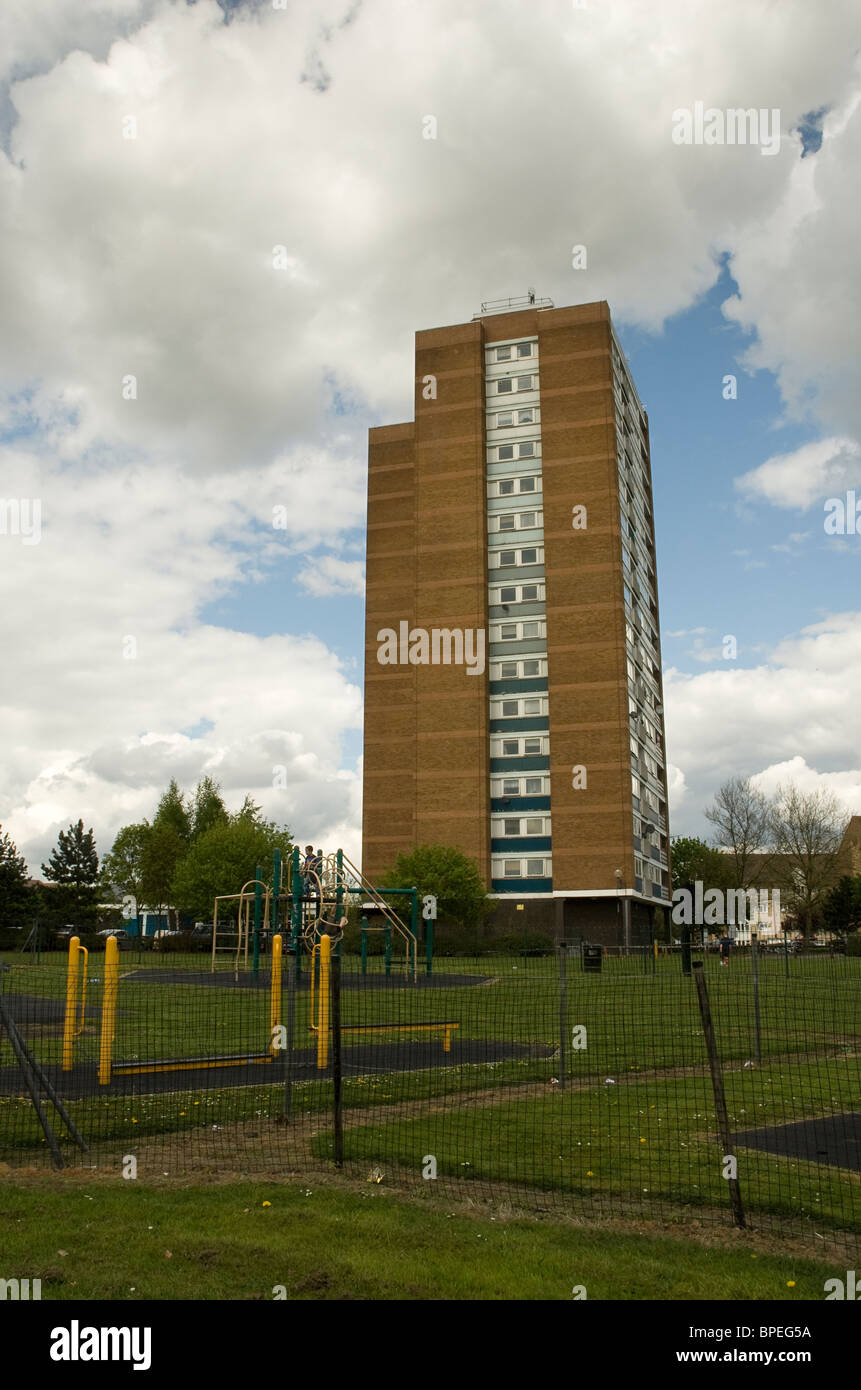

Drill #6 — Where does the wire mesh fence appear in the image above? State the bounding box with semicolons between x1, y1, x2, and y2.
1;944;858;1250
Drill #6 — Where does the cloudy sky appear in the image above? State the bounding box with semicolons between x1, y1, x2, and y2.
1;0;859;873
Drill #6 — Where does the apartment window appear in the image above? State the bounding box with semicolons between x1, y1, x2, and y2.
525;817;544;834
499;586;517;602
502;740;519;755
516;342;533;358
500;624;518;640
522;697;541;714
516;375;533;390
499;515;516;532
498;479;515;495
519;512;537;528
498;444;514;461
520;548;538;563
524;737;541;755
496;346;512;361
521;584;538;600
522;659;540;675
503;818;521;834
499;661;518;677
521;621;540;638
524;777;542;794
499;550;517;566
502;778;520;795
517;408;534;424
632;775;641;797
526;859;544;877
496;411;514;427
504;860;520;877
496;379;513;394
518;442;534;458
501;700;518;716
519;477;536;492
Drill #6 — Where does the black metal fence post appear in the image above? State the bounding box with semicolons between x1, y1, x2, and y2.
693;962;746;1229
332;949;343;1166
557;940;568;1091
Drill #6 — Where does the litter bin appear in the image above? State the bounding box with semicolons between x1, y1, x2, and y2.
583;943;603;974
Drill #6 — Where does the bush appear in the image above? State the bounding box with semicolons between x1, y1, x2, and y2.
847;931;861;958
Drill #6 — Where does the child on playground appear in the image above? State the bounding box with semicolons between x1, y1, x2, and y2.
718;934;733;967
302;845;322;901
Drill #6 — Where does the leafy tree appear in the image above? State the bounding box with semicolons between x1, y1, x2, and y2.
41;819;100;926
0;825;32;926
670;836;734;895
191;777;229;839
821;874;861;935
152;779;192;843
769;784;847;936
100;823;150;927
140;825;186;929
380;844;492;935
169;816;293;921
704;777;772;888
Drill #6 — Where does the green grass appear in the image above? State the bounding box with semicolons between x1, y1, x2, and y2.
318;1058;860;1230
1;952;857;1238
0;1175;842;1300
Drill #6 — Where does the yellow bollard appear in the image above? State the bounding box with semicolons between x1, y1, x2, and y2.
270;934;282;1056
316;934;331;1070
98;936;119;1085
62;936;80;1072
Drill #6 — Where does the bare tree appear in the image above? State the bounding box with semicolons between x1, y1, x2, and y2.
704;776;772;889
769;784;848;935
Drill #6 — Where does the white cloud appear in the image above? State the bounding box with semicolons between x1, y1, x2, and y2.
665;610;861;835
296;555;364;598
735;437;860;509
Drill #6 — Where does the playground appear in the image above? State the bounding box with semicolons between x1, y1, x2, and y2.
0;845;859;1249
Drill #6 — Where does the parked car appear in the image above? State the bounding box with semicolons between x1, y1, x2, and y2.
96;928;134;951
152;929;189;952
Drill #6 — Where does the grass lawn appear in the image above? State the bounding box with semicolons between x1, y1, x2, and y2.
1;952;857;1240
0;1172;843;1301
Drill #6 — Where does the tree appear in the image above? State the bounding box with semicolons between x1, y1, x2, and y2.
41;820;100;926
704;777;772;888
152;779;192;843
100;823;150;927
822;875;861;936
191;777;229;840
140;825;186;929
670;836;734;895
169;815;293;921
380;844;493;935
770;785;849;935
0;825;32;927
